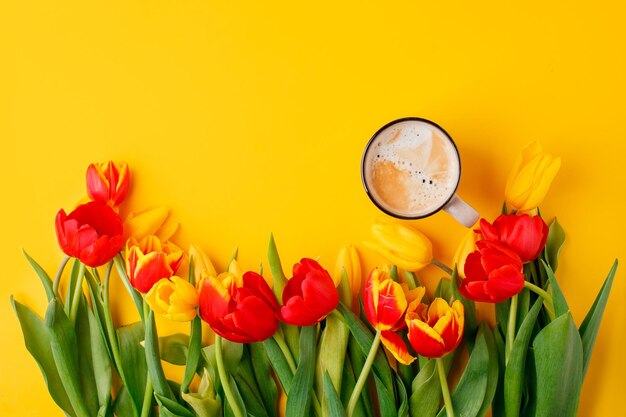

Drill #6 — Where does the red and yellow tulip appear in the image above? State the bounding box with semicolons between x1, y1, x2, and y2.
198;271;280;343
86;161;130;208
406;298;464;358
125;235;184;293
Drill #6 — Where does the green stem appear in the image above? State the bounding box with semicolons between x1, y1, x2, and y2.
69;262;85;324
215;336;244;417
140;371;153;417
347;330;382;417
52;256;70;296
437;357;455;417
273;332;297;374
523;281;556;321
431;258;453;276
505;294;518;364
103;261;129;392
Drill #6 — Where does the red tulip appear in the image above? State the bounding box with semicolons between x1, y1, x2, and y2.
86;161;130;207
406;298;464;358
55;201;124;267
125;236;184;293
460;240;525;303
199;271;280;343
279;259;339;326
479;214;548;263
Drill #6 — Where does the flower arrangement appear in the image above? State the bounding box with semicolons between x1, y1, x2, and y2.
12;144;617;417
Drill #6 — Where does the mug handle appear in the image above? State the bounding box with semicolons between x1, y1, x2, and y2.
443;195;480;228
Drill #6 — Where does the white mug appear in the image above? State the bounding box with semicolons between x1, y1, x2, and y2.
361;117;479;227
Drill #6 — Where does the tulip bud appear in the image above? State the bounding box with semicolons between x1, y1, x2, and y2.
86;161;130;207
453;229;480;278
189;245;218;282
363;219;433;271
146;276;199;321
124;206;178;242
334;245;362;307
505;142;561;212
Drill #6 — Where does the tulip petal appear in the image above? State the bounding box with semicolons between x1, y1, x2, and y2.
407;319;446;358
381;330;415;365
484;264;525;302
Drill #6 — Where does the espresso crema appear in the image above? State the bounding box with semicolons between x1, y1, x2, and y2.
363;120;460;218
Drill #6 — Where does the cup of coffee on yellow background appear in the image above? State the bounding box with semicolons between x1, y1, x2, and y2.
361;117;479;227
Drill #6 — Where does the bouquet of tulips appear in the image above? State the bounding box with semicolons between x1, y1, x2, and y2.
12;144;617;417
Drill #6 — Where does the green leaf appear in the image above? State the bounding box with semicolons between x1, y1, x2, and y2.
286;325;317;417
579;259;618;377
337;303;394;396
87;307;112;413
374;374;397;417
233;346;268;417
22;249;55;301
250;342;278;417
11;297;77;417
395;374;409;417
155;393;195;417
446;326;490;417
515;288;531;333
409;359;441;417
434;278;452;301
531;313;583;417
45;298;91;417
182;317;203;393
544;218;565;272
390;265;399;281
476;323;499;417
145;309;175;400
341;343;369;417
316;314;349;410
262;337;293;393
491;327;506;417
268;233;287;302
113;386;139;417
324;371;347;417
64;259;81;316
182;370;222;417
159;333;190;366
74;296;101;415
223;376;247;417
117;322;147;416
541;261;569;318
504;298;543;417
496;299;511;342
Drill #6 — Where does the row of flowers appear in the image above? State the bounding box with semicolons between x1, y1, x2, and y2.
13;145;616;417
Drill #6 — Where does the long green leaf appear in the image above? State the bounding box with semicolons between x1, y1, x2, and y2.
117;322;147;417
87;307;112;413
374;374;397;417
409;359;441;417
476;323;498;417
544;218;565;272
445;326;490;417
286;325;317;417
145;309;175;400
337;303;394;395
268;233;287;302
11;297;76;416
155;393;195;417
262;337;293;393
22;249;55;301
159;333;190;366
182;370;222;417
579;259;618;377
541;261;568;318
234;346;268;417
316;313;349;411
45;298;91;417
504;298;543;417
324;371;347;417
340;346;368;417
250;342;278;417
182;317;203;392
75;296;100;415
395;374;409;417
531;313;583;417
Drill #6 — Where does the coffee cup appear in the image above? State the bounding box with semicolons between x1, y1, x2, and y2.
361;117;479;227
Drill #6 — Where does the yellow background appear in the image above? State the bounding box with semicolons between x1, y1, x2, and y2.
1;1;625;415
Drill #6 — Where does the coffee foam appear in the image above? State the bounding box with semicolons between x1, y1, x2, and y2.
363;120;460;217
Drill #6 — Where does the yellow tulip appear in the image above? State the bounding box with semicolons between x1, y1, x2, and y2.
146;276;199;321
333;245;361;288
363;219;433;271
453;229;480;278
124;206;178;242
505;142;561;212
189;245;218;282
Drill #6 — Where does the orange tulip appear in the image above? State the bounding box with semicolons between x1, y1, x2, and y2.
406;298;464;358
125;236;184;293
86;161;130;207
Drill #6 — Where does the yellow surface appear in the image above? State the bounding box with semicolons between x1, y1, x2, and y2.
1;1;625;415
